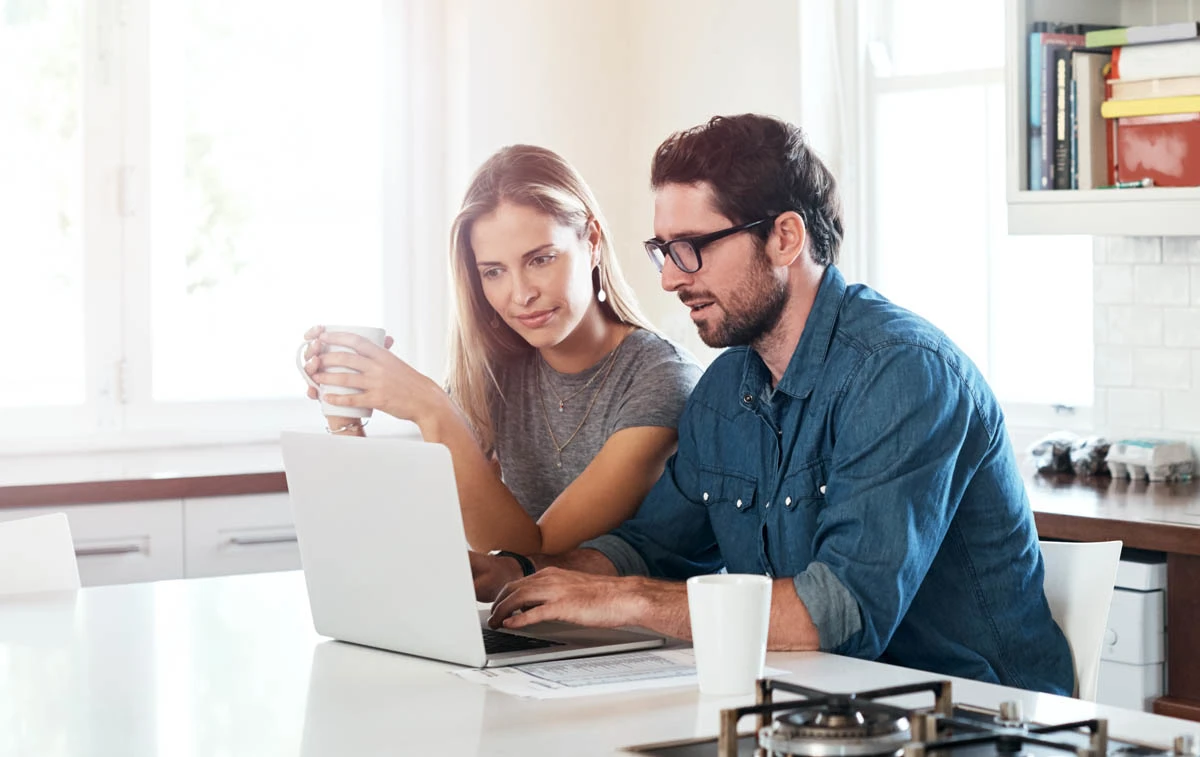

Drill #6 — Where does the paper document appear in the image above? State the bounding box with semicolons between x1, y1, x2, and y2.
453;648;786;699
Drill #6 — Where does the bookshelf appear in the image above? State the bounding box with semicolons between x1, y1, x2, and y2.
1006;0;1200;236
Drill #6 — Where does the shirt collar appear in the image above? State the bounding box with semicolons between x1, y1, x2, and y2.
738;264;846;403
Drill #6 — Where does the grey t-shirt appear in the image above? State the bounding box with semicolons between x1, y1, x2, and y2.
493;328;702;520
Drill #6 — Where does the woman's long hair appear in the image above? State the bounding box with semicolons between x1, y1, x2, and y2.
445;145;653;453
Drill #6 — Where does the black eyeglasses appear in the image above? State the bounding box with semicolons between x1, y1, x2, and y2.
643;217;775;274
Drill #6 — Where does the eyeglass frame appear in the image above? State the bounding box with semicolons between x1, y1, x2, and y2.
643;216;777;274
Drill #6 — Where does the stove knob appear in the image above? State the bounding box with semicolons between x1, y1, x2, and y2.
1175;734;1199;757
997;700;1024;726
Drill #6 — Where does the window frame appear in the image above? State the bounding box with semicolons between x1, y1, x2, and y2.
858;1;1094;434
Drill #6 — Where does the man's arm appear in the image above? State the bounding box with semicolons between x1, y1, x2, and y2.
475;548;819;649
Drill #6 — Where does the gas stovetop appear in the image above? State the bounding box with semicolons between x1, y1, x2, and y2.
623;678;1198;757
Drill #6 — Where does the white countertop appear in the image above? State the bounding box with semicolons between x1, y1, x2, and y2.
0;571;1195;756
0;443;287;488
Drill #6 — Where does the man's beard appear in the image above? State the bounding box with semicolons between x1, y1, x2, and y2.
695;253;789;348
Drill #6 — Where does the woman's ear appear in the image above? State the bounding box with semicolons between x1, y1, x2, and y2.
586;217;602;266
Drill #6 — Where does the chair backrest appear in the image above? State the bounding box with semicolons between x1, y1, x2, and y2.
1039;539;1122;701
0;513;81;595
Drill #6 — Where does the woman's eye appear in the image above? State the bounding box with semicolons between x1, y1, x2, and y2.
480;268;503;280
531;254;555;267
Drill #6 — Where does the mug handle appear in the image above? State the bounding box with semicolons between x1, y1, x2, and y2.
296;341;320;390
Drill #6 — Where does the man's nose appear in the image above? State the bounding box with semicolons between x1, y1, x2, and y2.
659;254;691;292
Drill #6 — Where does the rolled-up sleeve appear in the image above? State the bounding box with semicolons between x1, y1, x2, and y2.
817;344;986;659
579;533;649;577
792;562;863;650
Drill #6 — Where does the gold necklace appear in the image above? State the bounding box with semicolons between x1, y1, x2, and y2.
537;343;622;412
535;340;625;468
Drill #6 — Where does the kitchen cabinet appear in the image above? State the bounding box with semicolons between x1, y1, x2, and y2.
183;493;300;578
0;493;301;585
0;501;185;586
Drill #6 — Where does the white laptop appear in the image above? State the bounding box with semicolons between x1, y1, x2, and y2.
281;431;664;667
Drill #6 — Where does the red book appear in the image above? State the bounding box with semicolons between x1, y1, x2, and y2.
1116;112;1200;187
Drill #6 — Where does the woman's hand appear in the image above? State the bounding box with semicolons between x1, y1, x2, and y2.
305;326;449;427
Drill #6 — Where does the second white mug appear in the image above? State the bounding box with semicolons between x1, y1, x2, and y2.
687;573;773;697
296;324;386;419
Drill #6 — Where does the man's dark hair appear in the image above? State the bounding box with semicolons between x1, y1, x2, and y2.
650;114;844;266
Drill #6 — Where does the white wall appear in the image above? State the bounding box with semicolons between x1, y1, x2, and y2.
458;0;805;362
1093;237;1200;455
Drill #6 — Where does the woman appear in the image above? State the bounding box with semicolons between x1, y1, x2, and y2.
301;145;700;556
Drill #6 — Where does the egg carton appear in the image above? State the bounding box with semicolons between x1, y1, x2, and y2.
1106;439;1195;482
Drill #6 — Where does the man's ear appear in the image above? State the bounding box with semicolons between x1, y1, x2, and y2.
767;211;807;267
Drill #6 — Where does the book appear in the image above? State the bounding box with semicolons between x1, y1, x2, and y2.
1053;47;1073;189
1027;23;1111;190
1116;112;1200;187
1030;31;1087;189
1069;77;1079;189
1101;94;1200;118
1086;22;1200;48
1112;39;1200;81
1072;51;1111;189
1110;75;1200;101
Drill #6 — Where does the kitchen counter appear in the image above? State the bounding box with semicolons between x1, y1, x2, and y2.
1;571;1195;756
0;444;287;508
1026;473;1200;722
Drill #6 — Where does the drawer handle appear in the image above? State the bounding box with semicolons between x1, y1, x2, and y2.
228;533;298;547
75;543;143;557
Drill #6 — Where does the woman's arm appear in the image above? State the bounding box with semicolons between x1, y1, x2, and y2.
420;397;676;554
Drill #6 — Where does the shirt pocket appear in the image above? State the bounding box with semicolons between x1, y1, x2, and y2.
695;467;758;515
779;460;827;512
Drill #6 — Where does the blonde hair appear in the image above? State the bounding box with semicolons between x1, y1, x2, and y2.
446;145;653;453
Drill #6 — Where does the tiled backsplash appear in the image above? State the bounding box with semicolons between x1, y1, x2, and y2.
1093;236;1200;456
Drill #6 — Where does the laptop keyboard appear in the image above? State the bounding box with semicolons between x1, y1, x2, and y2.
482;627;567;655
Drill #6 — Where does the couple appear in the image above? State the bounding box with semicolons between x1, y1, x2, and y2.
300;113;1075;696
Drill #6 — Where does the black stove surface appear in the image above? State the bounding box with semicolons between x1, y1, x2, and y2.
625;707;1170;757
623;678;1176;757
624;710;1166;757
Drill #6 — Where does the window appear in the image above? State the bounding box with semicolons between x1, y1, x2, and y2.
0;0;433;451
862;0;1093;422
0;1;86;409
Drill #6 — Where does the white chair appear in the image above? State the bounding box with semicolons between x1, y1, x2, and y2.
0;513;82;595
1039;539;1122;701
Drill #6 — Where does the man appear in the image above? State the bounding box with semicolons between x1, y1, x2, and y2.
471;114;1074;695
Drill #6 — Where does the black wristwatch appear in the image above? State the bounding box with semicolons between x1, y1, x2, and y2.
488;549;536;577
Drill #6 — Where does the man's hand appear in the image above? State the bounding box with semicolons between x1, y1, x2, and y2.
487;567;645;630
469;550;524;602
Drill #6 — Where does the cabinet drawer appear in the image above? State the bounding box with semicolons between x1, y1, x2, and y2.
0;501;184;586
1103;588;1165;665
184;493;300;578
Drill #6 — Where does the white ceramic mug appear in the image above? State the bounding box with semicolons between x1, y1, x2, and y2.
686;574;772;696
296;325;386;419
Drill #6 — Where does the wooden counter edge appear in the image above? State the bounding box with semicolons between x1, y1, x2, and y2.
1033;511;1200;557
0;472;288;509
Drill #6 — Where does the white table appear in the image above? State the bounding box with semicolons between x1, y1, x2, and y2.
1;571;1194;756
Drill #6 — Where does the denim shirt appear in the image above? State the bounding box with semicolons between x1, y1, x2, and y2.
584;265;1074;695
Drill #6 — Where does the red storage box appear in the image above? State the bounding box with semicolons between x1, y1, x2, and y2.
1116;111;1200;187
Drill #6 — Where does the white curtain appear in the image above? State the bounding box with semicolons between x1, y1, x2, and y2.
797;0;868;284
384;0;471;380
